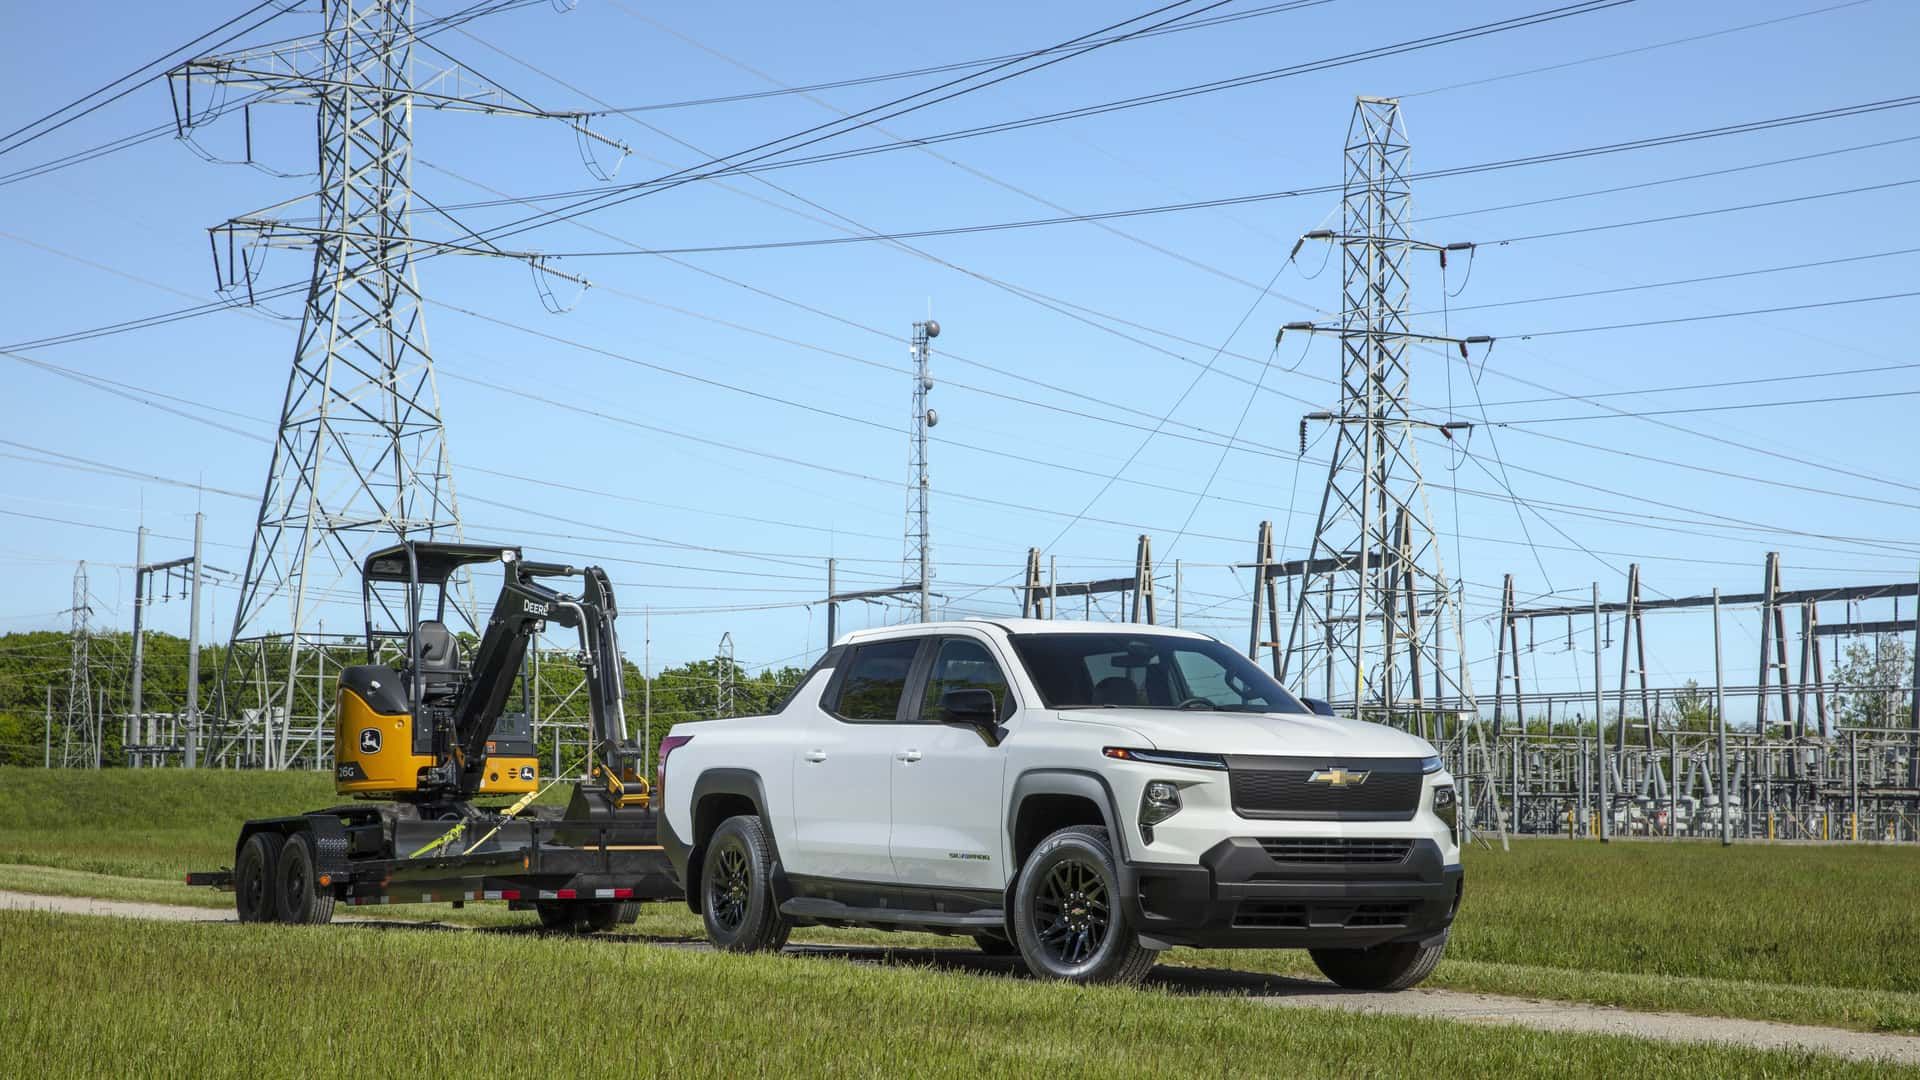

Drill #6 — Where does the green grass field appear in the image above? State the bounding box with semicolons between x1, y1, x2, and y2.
5;765;1919;1036
1;909;1903;1079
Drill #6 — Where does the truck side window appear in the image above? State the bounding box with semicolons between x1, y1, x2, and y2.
828;639;920;722
921;638;1013;722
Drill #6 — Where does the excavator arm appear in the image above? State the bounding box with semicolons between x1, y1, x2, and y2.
445;557;635;801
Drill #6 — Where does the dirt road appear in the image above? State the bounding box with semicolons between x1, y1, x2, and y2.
6;889;1917;1066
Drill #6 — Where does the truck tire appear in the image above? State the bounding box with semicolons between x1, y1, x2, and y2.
235;831;285;924
1310;930;1449;991
1012;825;1155;986
274;832;335;925
700;815;791;953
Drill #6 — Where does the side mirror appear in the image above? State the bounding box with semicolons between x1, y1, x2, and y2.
940;688;999;734
1302;697;1337;717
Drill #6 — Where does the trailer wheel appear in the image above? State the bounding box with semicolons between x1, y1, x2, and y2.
700;815;790;953
274;832;335;926
535;902;582;932
580;903;624;933
235;832;285;924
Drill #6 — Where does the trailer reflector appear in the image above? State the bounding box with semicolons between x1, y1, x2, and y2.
556;888;577;900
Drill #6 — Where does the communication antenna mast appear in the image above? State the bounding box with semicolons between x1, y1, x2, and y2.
905;319;939;622
167;0;617;767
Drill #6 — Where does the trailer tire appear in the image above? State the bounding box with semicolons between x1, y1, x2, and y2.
580;903;624;934
235;831;285;924
274;832;335;926
700;815;790;953
535;902;584;932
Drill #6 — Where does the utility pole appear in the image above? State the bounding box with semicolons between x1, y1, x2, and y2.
1279;97;1481;724
43;686;52;768
1594;582;1608;841
717;633;736;719
904;319;939;622
643;607;652;775
186;513;204;767
1714;587;1730;845
169;0;615;767
130;527;147;767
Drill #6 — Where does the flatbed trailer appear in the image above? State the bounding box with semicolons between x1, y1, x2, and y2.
189;802;682;928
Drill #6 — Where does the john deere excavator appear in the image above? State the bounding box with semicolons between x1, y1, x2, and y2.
191;541;677;929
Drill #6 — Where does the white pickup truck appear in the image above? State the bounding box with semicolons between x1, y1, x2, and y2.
658;619;1461;986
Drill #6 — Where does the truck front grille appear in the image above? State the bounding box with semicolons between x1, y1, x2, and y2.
1228;756;1424;821
1256;838;1413;864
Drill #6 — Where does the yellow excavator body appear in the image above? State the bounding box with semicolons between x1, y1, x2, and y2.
333;684;537;799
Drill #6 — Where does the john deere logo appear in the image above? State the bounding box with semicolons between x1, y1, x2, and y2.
1308;767;1369;788
359;728;382;754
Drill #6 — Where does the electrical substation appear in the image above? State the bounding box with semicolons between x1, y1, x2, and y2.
9;1;1919;852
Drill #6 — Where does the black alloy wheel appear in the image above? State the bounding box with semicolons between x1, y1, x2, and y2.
1011;825;1155;985
1033;857;1111;966
706;843;751;934
698;815;792;952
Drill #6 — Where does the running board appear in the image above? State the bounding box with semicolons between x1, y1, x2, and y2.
779;896;1004;930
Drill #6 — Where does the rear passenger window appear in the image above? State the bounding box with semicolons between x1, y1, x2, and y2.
830;639;920;722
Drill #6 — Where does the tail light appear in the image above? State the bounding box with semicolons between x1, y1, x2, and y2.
657;734;694;807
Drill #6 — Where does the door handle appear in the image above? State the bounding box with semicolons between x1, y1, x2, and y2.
896;749;922;763
803;750;828;763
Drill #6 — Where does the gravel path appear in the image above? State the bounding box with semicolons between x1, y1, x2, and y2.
6;889;1918;1065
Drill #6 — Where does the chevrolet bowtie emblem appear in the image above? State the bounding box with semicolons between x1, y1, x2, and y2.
1308;767;1370;788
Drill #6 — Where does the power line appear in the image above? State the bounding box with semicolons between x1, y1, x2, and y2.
1505;288;1920;339
606;0;1341;112
457;1;1639;250
0;0;292;157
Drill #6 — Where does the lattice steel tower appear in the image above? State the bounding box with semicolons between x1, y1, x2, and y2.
63;562;97;768
904;320;939;622
169;0;616;766
1281;97;1474;726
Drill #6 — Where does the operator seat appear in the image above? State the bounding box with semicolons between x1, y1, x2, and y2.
409;620;465;700
1092;676;1141;707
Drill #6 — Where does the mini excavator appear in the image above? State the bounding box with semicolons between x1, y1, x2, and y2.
192;540;675;929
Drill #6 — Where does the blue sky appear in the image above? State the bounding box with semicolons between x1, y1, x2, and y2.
2;0;1917;719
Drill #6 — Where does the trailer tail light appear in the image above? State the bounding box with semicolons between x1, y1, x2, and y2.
657;735;694;809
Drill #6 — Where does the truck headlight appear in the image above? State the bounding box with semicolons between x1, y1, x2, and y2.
1139;780;1181;844
1432;784;1458;842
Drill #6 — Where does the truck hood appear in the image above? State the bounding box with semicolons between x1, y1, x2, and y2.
1057;707;1437;760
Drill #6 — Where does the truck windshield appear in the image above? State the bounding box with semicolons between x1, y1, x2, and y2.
1008;632;1307;714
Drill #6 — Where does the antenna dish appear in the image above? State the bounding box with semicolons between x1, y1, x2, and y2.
924;320;940;338
925;408;939;428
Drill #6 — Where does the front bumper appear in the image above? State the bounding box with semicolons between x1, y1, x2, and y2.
1120;837;1462;950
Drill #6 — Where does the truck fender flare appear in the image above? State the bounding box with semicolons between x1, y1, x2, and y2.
683;768;790;913
1004;769;1133;906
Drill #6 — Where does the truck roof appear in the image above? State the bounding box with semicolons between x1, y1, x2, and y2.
834;617;1213;646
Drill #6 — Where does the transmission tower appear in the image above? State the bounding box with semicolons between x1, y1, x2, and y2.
904;319;939;622
716;633;736;719
63;562;97;768
1280;97;1482;728
167;0;617;767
